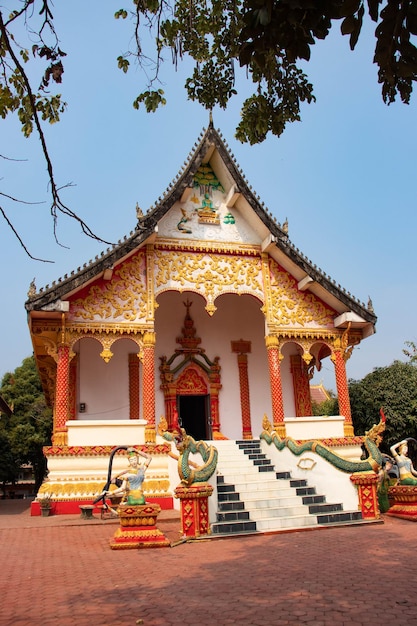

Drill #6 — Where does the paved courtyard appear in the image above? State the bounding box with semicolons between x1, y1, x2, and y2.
1;500;416;626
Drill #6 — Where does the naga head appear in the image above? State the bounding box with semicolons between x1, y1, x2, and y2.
365;415;386;448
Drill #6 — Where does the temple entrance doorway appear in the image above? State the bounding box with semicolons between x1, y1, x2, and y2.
178;394;211;441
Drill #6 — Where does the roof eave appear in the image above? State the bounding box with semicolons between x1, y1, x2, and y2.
25;224;157;312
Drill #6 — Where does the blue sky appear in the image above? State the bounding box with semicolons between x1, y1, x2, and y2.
2;2;416;392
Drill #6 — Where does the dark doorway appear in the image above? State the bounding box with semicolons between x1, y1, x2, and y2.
178;395;210;440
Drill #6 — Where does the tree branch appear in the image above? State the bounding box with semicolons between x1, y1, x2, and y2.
0;6;114;256
0;205;53;262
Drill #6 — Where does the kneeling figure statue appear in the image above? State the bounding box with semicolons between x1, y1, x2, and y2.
106;447;151;505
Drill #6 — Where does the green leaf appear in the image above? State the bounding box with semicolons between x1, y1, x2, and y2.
117;56;130;73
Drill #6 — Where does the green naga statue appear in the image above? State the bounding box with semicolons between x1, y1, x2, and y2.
260;411;386;474
158;417;218;486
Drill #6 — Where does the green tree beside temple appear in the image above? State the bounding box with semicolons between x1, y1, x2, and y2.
349;359;417;456
0;356;52;495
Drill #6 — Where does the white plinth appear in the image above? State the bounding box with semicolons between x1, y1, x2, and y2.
66;419;148;446
284;415;345;440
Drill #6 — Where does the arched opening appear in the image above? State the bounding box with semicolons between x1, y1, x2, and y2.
176;364;211;440
73;336;141;420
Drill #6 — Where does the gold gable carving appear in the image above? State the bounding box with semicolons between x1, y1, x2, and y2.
70;252;147;322
268;258;335;327
154;249;264;304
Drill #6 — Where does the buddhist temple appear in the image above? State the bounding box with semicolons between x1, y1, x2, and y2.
25;123;379;527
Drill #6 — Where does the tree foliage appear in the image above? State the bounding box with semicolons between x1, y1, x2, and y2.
1;1;417;251
0;356;52;494
312;390;339;416
403;339;417;364
349;360;417;457
114;0;417;144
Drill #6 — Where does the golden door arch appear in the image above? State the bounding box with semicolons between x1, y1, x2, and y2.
160;360;221;440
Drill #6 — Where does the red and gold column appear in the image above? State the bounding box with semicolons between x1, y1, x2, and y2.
265;335;286;437
53;342;70;446
208;358;222;437
290;354;313;417
142;331;156;443
331;328;354;436
129;353;140;420
350;473;379;520
165;389;178;431
174;484;213;538
231;340;252;440
209;392;221;437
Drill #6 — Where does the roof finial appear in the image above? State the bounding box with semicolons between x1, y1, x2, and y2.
209;110;213;127
27;278;36;298
136;202;143;219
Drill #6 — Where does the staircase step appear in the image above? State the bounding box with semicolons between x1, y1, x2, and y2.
255;515;318;531
218;481;299;498
296;486;317;496
317;511;363;525
302;495;326;505
236;495;307;509
308;503;343;515
217;472;276;483
218;501;245;512
211;520;257;535
216;510;250;522
218;492;241;502
217;483;237;493
217;481;291;494
217;460;263;470
248;505;315;519
276;471;291;480
290;479;308;488
236;440;261;447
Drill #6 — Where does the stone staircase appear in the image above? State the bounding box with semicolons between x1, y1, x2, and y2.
211;439;363;536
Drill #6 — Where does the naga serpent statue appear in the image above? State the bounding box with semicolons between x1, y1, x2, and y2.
260;409;386;474
158;417;218;486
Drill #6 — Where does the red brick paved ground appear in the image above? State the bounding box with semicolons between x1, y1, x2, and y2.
1;500;417;626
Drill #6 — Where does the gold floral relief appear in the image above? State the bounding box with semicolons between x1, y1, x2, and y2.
268;258;335;327
154;249;264;301
70;252;147;323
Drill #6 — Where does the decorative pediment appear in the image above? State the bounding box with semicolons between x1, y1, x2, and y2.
268;258;335;328
176;366;208;395
69;251;148;323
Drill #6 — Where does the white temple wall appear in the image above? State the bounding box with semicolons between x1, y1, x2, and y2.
76;337;139;420
154;290;272;439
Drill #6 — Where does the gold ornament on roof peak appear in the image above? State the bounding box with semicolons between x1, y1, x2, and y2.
28;278;36;298
136;203;143;219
